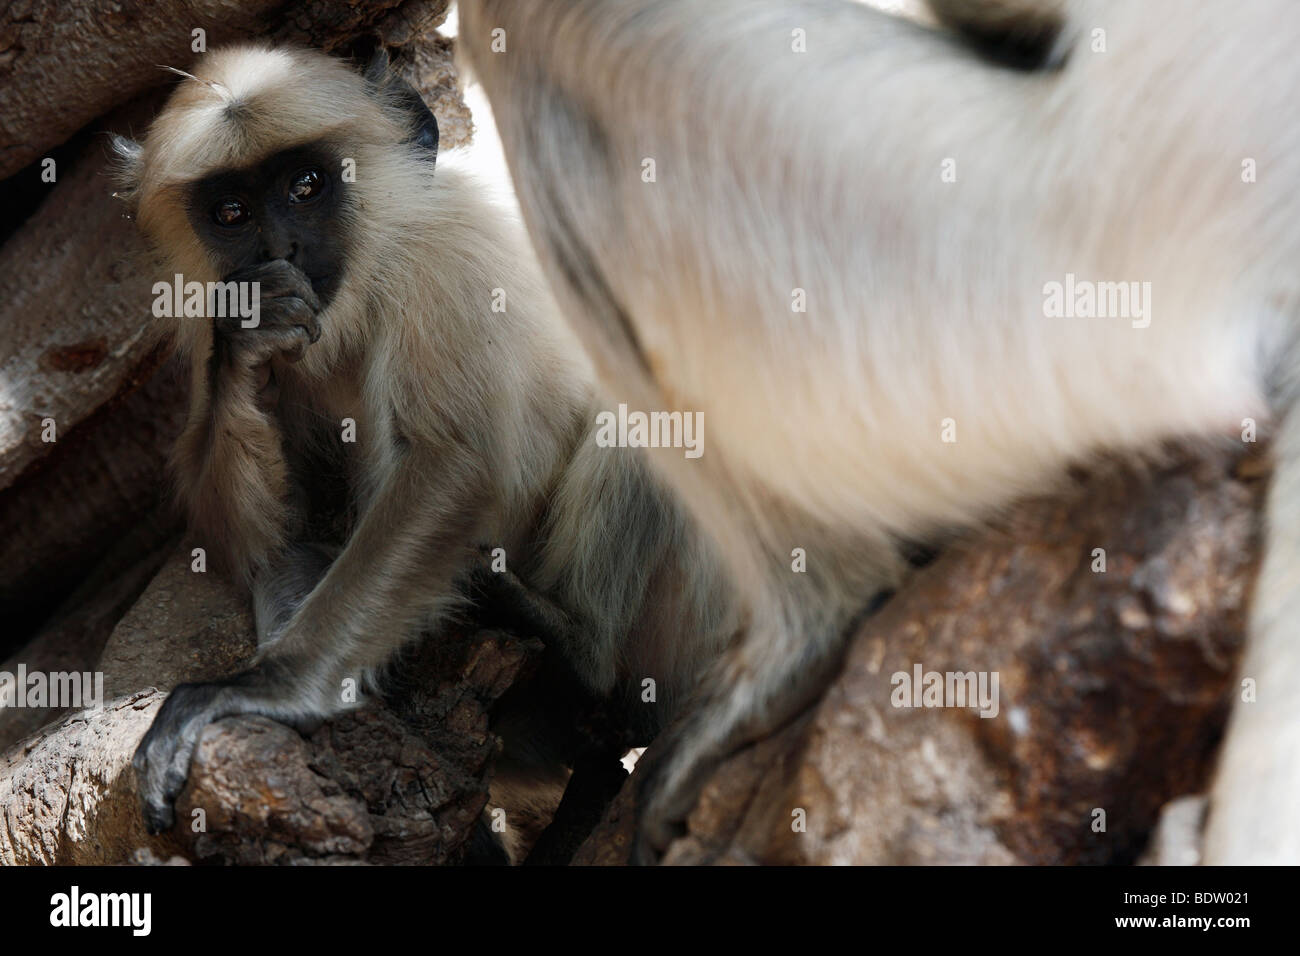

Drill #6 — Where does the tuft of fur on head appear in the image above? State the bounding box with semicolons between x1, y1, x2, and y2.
120;46;401;272
131;46;397;191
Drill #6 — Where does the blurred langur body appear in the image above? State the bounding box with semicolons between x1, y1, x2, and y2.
460;0;1300;862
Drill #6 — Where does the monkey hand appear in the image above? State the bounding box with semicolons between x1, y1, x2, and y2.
134;667;327;832
215;259;323;366
132;680;238;833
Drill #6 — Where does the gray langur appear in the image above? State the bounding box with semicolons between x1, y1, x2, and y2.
459;0;1300;863
111;44;739;849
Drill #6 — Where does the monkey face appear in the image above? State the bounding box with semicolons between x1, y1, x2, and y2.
184;141;353;307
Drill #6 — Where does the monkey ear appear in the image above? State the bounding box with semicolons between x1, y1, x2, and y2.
388;77;439;162
362;48;439;164
108;132;144;203
363;47;392;87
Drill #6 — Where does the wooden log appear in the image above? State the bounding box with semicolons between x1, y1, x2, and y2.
1;536;540;865
576;445;1266;865
0;0;454;180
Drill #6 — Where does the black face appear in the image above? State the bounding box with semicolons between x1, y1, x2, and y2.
186;142;351;305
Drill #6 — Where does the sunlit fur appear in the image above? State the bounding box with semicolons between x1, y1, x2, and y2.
114;45;740;840
460;0;1300;862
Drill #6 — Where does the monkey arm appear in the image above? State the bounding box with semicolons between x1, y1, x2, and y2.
133;444;489;832
172;261;323;583
254;445;489;690
171;342;296;585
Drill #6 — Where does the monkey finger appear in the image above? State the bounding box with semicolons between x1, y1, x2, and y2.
294;279;322;314
221;298;316;340
280;333;313;361
213;311;260;336
260;297;321;341
264;261;321;311
295;307;323;344
134;735;179;834
141;796;175;835
226;260;321;311
263;273;321;313
133;681;226;833
222;326;312;367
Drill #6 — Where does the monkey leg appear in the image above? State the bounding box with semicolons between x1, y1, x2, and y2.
630;585;891;865
523;746;628;866
468;563;637;864
466;562;583;646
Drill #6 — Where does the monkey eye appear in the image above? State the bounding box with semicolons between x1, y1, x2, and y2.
288;168;326;204
212;198;250;227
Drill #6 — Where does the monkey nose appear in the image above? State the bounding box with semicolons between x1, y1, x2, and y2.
261;241;298;263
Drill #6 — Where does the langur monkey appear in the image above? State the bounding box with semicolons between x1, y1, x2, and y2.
112;45;739;849
459;0;1300;863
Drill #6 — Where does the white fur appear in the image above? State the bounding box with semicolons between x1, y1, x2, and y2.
461;0;1300;861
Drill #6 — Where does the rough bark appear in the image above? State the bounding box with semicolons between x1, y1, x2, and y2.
1;540;541;865
0;101;169;494
178;630;538;865
0;361;186;648
97;544;259;701
0;446;1267;866
576;445;1265;865
0;521;177;751
0;690;185;865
